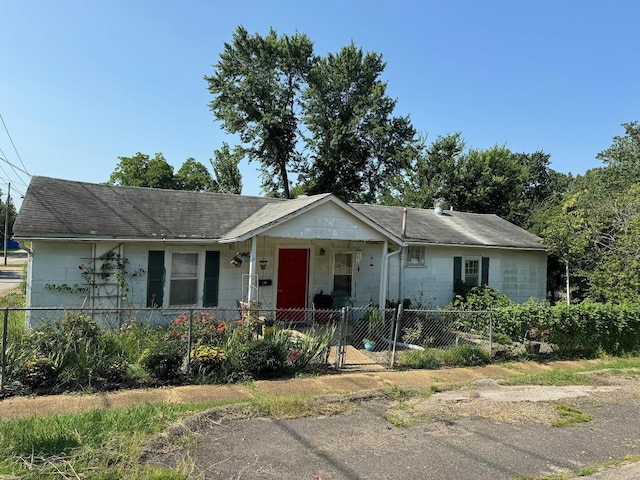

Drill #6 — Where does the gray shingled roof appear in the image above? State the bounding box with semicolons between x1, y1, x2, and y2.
351;203;545;250
13;176;282;240
219;193;334;241
14;176;545;251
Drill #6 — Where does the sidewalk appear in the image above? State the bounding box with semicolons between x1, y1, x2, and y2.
0;357;609;421
3;358;639;478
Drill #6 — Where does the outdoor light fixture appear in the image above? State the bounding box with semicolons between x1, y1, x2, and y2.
259;236;268;270
230;251;250;268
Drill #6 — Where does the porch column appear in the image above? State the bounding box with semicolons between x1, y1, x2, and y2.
248;236;257;302
379;241;388;309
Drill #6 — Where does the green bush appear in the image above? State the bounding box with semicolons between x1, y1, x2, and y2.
491;301;640;358
138;340;185;383
397;349;441;369
494;298;552;343
12;313;133;392
397;343;490;369
438;343;491;367
20;357;56;389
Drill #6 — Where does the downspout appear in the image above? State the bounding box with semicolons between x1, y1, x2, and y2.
380;241;401;311
399;208;407;305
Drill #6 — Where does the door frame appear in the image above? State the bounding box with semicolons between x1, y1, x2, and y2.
274;245;315;309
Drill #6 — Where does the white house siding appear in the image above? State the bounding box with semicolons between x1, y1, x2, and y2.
25;238;545;328
498;250;547;303
267;202;387;242
387;246;547;308
28;241;94;311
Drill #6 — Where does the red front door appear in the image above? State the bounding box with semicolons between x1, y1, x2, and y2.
276;248;309;313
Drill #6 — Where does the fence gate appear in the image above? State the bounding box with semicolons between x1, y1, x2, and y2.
333;306;399;371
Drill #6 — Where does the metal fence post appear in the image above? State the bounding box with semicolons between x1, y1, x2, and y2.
489;311;493;354
334;306;348;371
390;304;403;368
1;307;9;394
186;309;193;375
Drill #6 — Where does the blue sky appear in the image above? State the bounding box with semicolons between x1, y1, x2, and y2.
1;0;638;208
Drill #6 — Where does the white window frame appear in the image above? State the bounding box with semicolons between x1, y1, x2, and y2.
164;249;205;306
406;246;425;266
332;251;354;297
464;257;480;287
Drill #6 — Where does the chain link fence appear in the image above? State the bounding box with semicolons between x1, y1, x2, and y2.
1;305;498;393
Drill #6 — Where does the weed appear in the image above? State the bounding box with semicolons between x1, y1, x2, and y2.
551;403;592;427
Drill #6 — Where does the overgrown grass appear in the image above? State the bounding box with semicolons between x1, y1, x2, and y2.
513;454;640;479
244;391;328;419
0;390;359;478
397;343;491;370
0;400;232;479
499;358;640;386
499;369;596;386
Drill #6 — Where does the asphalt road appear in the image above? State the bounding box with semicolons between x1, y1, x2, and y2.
143;377;640;480
0;249;26;294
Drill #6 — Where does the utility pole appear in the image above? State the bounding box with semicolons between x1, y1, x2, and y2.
3;183;9;266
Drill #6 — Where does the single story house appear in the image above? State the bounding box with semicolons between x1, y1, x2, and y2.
13;177;546;325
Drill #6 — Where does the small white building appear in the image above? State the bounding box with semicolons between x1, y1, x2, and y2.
13;177;547;325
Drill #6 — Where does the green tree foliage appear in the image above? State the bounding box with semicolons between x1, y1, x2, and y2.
211;142;243;194
301;44;418;203
539;122;640;302
108;152;175;189
175;158;215;191
205;26;314;198
0;189;16;246
109;152;222;192
383;133;570;229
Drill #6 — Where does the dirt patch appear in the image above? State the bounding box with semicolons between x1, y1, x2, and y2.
387;372;640;426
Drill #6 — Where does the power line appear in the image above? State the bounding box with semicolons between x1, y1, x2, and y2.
0;152;30;186
0;113;30;176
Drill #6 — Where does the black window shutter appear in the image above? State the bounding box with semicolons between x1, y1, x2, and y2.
481;257;490;286
453;256;462;284
203;251;220;307
146;251;165;307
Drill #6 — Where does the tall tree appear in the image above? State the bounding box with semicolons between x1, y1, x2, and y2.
205;26;314;198
175;158;215;191
539;122;640;302
211;142;243;194
382;133;463;209
383;133;569;228
301;43;418;203
109;152;176;189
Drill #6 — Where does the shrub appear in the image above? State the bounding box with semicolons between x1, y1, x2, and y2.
189;345;228;381
438;343;491;367
138;341;184;383
494;298;552;343
20;357;56;389
396;343;490;370
12;312;133;392
397;350;441;369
